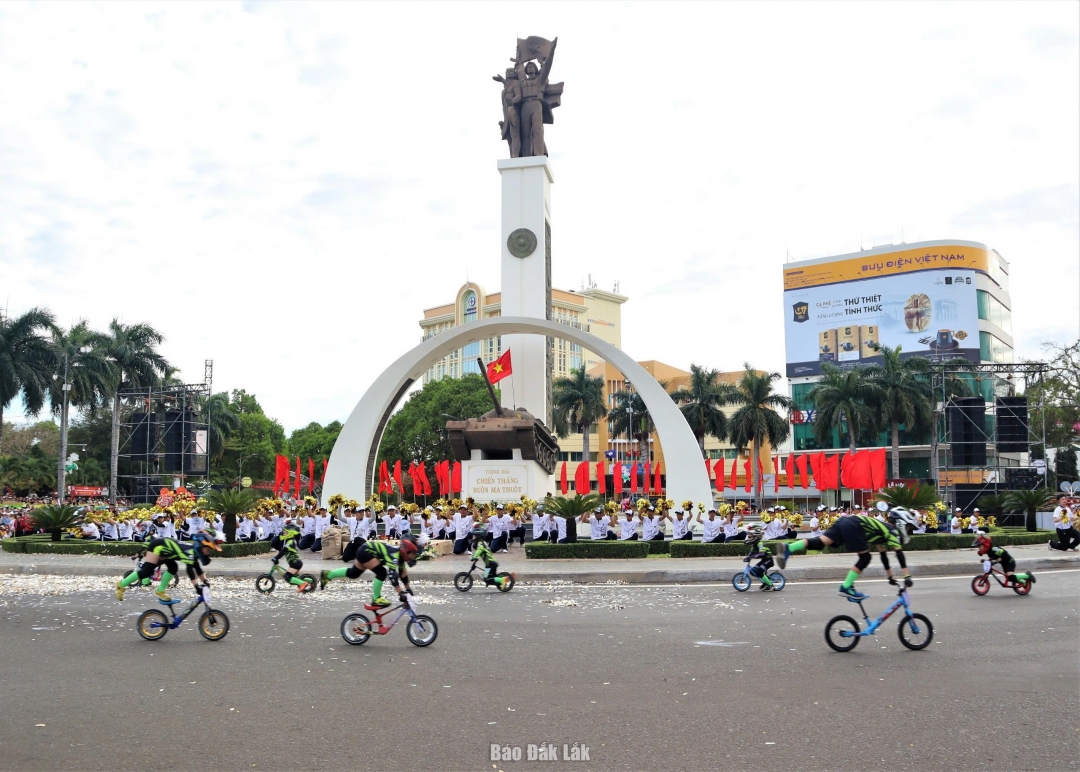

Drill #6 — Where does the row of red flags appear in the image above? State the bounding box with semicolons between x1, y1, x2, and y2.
376;459;463;496
704;448;888;493
559;461;663;496
273;455;328;498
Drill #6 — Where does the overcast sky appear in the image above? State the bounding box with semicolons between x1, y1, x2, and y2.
2;1;1077;432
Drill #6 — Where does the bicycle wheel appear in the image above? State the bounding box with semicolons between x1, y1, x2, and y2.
824;615;861;652
898;612;933;650
255;575;276;595
1012;579;1032;596
971;575;990;596
407;614;438;647
300;574;318;594
496;572;515;592
453;572;473;592
341;613;371;645
137;609;169;641
732;573;752;592
198;610;230;641
767;572;786;592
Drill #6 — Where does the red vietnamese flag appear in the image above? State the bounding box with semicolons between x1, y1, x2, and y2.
729;457;738;490
321;458;328;487
743;457;752;492
294;456;302;498
575;461;590;494
438;460;450;495
758;458;765;492
643;462;651;495
654;460;662;493
377;460;391;494
596;461;606;495
613;462;623;495
774;456;780;492
393;460;404;495
307;458;315;494
808;452;824;490
714;458;725;491
451;462;462;493
795;454;809;489
560;462;568;495
630;463;639;494
486;350;513;385
417;461;432;496
273;455;284;495
407;462;419;496
869;448;887;490
821;454;840;491
785;454;795;489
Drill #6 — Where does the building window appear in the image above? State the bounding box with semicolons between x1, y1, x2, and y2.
979;331;1013;364
977;290;1012;335
569;343;582;372
461;290;480;374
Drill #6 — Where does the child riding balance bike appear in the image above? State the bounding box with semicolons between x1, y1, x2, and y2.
971;533;1035;595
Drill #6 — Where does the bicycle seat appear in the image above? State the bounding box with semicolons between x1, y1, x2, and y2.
363;603;392;612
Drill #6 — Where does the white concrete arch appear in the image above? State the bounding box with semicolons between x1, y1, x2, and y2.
323;316;712;506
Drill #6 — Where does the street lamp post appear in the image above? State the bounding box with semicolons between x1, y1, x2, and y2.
237;453;258;490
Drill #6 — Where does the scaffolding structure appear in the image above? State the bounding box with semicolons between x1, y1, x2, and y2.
932;360;1049;521
116;376;211;503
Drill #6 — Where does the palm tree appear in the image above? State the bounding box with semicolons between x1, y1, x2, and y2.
609;383;666;466
875;482;940;510
49;322;115;503
104;320;170;506
199;392;241;461
976;493;1008;519
1004;488;1055;533
727;365;794;508
807;365;883;455
552;368;608;465
0;308;57;456
670;364;735;456
862;345;933;479
543;492;601;543
203;487;258;543
31;504;82;541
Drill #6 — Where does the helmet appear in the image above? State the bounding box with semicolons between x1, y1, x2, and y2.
875;501;889;513
191;530;221;551
398;536;419;565
888;507;918;545
973;533;992;553
282;523;301;538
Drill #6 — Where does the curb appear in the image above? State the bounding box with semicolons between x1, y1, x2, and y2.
2;555;1076;584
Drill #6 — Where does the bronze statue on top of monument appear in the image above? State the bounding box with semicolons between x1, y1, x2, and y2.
493;36;563;158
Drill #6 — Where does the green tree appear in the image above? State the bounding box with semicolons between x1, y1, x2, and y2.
288;420;343;462
0;307;57;456
378;374;496;466
552;368;608;463
1026;340;1080;451
1004;488;1055;533
543;493;600;543
1;420;61;458
670;364;734;456
203;487;258;543
1056;445;1078;483
0;444;57;496
199;392;241;461
48;321;115;502
862;344;933;479
727;365;793;507
976;493;1008;517
807;364;883;455
31;504;81;541
875;482;940;510
608;385;665;465
104;320;170;506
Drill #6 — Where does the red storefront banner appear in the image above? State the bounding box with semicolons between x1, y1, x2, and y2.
67;486;109;497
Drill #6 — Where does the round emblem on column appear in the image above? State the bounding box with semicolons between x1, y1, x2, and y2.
507;228;537;258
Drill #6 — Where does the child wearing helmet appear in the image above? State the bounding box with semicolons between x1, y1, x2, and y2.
272;523;311;593
775;501;913;600
319;536;418;607
744;526;777;591
471;538;514;589
974;534;1035;586
115;530;221;603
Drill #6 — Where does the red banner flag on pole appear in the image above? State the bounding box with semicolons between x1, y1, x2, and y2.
451;462;461;493
795;454;809;489
743;457;752;492
808;452;823;490
407;462;419;496
613;462;623;495
643;462;651;495
575;461;590;494
486;350;513;385
785;454;795;490
308;458;315;495
273;455;283;495
560;462;568;495
821;454;840;491
321;458;328;487
437;461;449;496
774;456;780;492
417;461;432;496
729;457;738;490
758;458;765;492
630;463;639;494
654;460;662;494
294;456;302;499
869;448;887;490
714;458;725;491
596;461;606;495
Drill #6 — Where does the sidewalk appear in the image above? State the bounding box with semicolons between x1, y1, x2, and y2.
0;544;1076;584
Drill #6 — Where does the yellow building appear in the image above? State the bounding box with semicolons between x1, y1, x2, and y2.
419;281;627;385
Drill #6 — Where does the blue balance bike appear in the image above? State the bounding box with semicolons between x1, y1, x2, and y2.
732;559;785;592
824;586;932;652
136;584;230;642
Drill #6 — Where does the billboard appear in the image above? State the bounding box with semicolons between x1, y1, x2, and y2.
784;265;981;377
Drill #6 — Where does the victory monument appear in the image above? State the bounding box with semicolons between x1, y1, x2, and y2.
323;38;714;507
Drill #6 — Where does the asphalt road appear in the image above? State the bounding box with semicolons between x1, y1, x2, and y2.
0;570;1077;772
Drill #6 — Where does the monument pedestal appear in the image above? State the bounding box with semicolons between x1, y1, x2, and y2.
499;156;554;425
461;449;553;503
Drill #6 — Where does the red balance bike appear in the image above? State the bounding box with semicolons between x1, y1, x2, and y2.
971;563;1033;596
340;593;438;647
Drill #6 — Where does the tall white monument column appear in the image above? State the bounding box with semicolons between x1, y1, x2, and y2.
498;156;554;424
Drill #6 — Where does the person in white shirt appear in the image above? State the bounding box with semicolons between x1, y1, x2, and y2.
776;507;797;539
912;510;927;534
641;507;666;541
488;505;509;552
670;509;694;541
452;506;474;554
312;508;331;549
100;518;119;541
117;518;133;541
967;507;982;534
698;508;725;543
762;510;786;541
433;508;450;540
618;510;640;541
81;522;101;540
723;512;746;542
586;506;615;541
1050;502;1079;551
808;509;823;538
531;509;550;543
551;513;569;544
256;514;273;541
496;509;515;551
298;510;317;550
950;508;962;535
382;505;401;539
186;512;205;536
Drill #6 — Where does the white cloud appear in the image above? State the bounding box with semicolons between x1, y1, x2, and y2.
1;0;1077;430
